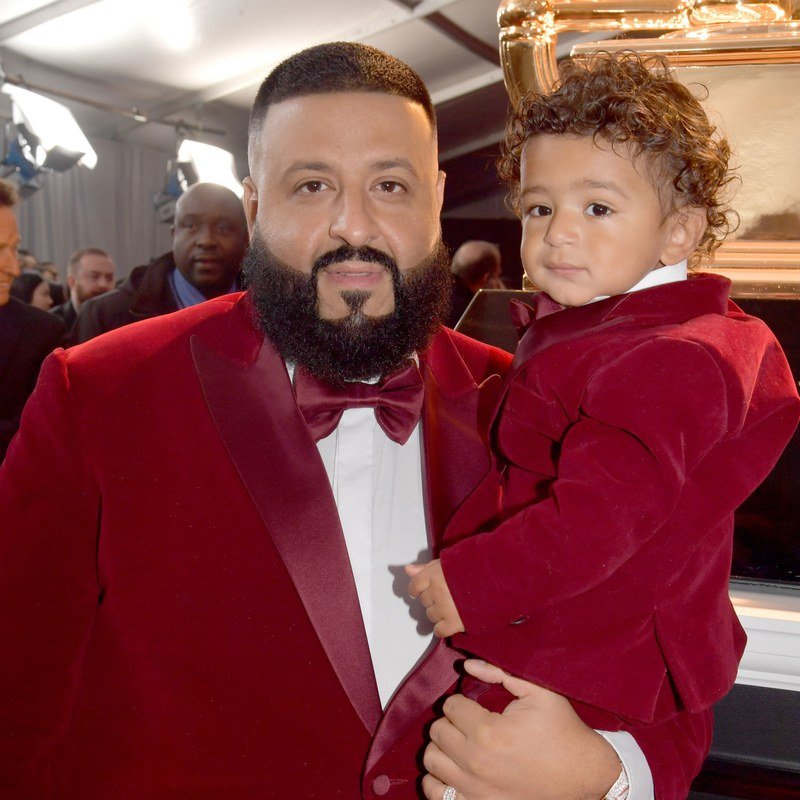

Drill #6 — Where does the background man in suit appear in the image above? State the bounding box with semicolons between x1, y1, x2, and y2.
0;45;702;799
73;182;248;342
447;239;503;327
52;247;116;335
0;179;65;461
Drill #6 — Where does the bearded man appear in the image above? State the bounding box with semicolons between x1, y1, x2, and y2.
0;43;708;799
52;248;116;331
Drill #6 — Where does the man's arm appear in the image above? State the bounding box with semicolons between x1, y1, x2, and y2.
422;660;712;800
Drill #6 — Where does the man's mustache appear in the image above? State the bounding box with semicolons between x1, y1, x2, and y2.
312;245;398;276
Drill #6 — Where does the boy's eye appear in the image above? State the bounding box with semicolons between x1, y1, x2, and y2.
527;204;551;217
587;203;612;217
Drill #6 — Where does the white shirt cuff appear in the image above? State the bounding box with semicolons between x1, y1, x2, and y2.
597;730;654;800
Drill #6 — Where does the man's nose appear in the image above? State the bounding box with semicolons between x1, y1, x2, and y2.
328;190;378;248
196;224;218;247
0;253;20;277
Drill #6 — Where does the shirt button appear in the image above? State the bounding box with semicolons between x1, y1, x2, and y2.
372;774;391;795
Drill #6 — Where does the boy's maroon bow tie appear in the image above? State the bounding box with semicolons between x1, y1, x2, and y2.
293;361;424;445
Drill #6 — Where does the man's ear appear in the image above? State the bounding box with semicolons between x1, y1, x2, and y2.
242;177;259;235
435;169;446;214
66;275;75;291
660;205;708;265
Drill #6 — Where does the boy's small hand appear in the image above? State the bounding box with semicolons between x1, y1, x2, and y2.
405;559;465;638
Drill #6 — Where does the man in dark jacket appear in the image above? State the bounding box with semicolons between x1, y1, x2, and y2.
0;179;65;460
74;183;248;343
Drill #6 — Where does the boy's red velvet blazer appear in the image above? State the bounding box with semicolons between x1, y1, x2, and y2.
442;275;800;734
0;290;725;799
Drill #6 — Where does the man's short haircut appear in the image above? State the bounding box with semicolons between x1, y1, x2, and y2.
68;247;111;277
248;42;436;156
0;179;20;208
499;51;736;260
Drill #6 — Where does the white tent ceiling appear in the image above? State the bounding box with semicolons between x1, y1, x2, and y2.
0;0;512;177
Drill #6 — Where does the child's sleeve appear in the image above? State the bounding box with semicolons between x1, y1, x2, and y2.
441;332;798;635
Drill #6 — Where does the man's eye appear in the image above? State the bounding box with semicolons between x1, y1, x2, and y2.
378;181;403;194
299;181;325;193
587;203;612;217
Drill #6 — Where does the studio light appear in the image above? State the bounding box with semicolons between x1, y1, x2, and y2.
1;131;43;197
1;83;97;171
152;137;242;223
152;160;186;224
177;139;242;197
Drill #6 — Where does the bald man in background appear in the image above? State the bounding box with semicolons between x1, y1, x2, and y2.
447;240;503;327
74;183;248;342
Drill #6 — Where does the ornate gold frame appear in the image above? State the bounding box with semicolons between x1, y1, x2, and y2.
498;1;800;287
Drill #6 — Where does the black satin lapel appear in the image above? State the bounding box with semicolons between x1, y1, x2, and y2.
190;334;381;734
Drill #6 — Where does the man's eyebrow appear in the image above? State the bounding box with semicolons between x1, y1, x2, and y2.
285;158;420;177
286;161;333;173
371;158;418;177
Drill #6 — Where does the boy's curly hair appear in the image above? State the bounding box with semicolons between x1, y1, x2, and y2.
498;51;737;259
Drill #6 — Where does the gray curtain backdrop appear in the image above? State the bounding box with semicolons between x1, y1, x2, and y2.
14;137;174;281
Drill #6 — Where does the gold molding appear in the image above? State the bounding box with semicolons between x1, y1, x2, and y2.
701;243;800;296
571;28;800;65
520;244;800;294
498;2;800;283
498;1;800;100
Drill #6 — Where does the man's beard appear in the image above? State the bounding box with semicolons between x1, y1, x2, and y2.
243;232;452;385
76;285;107;304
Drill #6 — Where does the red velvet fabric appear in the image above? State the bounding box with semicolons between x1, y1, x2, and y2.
442;275;800;734
0;293;510;799
0;285;768;799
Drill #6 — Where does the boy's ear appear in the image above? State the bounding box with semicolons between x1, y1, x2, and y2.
660;205;708;265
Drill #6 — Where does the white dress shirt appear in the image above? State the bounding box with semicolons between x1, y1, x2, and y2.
590;260;688;303
315;410;433;708
287;302;680;797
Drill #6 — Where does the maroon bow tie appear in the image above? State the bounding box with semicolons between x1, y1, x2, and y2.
293;361;424;445
509;294;565;338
